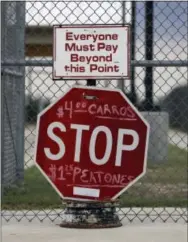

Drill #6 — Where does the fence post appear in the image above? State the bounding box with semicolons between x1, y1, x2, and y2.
60;79;121;228
144;1;154;110
130;1;137;105
15;2;25;182
1;2;6;193
117;1;126;93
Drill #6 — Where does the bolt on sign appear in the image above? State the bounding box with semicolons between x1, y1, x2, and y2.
53;25;131;80
34;86;150;202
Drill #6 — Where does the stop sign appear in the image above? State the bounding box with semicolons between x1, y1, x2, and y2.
34;86;150;202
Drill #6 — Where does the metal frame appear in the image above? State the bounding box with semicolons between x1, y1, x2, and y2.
2;60;188;67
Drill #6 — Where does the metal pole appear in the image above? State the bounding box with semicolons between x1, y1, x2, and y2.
1;1;6;194
87;79;96;86
130;1;137;105
144;1;154;110
116;1;126;92
27;63;33;105
2;60;188;67
15;1;25;182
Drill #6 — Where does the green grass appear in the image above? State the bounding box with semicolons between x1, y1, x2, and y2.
2;145;187;210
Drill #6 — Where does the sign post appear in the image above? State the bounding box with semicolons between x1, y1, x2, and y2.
34;25;150;228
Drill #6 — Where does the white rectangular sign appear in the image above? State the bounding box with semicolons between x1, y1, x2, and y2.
53;25;131;80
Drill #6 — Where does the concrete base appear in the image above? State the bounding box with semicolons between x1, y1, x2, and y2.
141;112;169;163
59;201;122;228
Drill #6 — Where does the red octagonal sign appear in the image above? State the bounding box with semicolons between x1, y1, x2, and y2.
34;86;150;202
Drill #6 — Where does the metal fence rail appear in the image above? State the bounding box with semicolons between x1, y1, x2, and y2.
1;1;188;224
2;60;188;67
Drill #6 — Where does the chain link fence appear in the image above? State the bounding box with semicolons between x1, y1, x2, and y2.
1;1;188;224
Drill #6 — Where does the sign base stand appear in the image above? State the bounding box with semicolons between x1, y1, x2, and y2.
59;200;122;228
